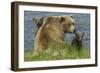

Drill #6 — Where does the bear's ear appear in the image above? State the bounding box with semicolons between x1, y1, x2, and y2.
81;32;84;38
33;17;39;22
60;17;65;23
70;15;74;19
46;17;53;22
44;16;54;24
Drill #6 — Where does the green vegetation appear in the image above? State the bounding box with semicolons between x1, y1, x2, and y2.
24;42;90;62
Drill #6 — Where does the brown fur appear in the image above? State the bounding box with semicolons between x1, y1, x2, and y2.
34;16;76;53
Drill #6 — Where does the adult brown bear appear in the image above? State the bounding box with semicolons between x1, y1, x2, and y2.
33;15;76;54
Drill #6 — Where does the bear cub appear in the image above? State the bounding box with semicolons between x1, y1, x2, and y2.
71;32;84;50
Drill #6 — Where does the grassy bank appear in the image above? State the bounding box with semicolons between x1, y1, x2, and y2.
24;42;90;62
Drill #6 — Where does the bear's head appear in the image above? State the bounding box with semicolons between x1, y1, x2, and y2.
33;17;44;29
75;32;84;42
60;16;76;33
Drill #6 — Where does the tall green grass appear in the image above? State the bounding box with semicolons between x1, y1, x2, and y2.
24;42;90;62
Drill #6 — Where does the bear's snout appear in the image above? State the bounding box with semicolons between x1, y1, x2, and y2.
69;25;76;33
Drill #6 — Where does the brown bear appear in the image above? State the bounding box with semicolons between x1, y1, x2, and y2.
71;32;84;50
33;17;44;36
33;15;76;54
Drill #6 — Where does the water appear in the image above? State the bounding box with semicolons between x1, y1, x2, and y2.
24;11;90;50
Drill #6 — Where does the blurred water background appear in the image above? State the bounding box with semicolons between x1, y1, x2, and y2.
24;11;90;50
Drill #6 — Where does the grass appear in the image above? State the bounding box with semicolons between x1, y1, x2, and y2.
24;41;90;62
